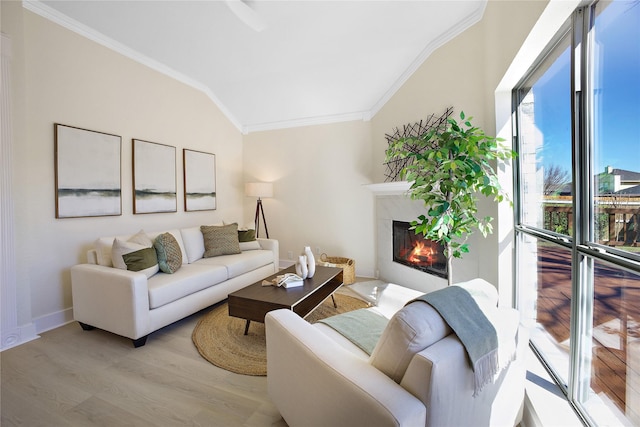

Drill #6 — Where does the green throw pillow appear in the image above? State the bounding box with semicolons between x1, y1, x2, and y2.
122;247;159;278
154;232;183;274
201;223;241;257
238;229;256;242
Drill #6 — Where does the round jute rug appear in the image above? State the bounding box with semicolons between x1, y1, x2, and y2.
192;293;369;376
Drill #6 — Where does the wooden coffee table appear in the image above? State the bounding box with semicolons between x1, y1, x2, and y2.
228;265;343;335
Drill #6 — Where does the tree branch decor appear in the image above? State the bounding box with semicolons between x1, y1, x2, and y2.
385;109;516;286
383;107;453;182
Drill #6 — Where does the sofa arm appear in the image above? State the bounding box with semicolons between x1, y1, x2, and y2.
257;238;279;270
71;264;151;340
265;309;426;427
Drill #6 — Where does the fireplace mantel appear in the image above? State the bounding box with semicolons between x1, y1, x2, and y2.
364;181;411;196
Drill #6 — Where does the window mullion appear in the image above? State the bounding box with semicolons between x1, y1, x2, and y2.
568;4;594;407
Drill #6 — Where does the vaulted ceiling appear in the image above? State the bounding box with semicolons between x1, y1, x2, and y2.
28;1;487;133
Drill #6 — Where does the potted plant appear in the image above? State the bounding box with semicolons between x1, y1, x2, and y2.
385;111;515;286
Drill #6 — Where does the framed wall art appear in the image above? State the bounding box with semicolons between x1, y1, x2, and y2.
54;124;122;218
132;139;177;214
183;149;216;211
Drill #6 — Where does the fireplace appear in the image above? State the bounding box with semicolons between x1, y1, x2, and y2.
392;220;448;279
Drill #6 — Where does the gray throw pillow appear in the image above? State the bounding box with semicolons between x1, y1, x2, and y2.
154;232;183;274
201;223;241;257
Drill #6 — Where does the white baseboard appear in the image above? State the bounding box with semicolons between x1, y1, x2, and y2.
1;323;39;352
279;260;295;269
33;307;74;334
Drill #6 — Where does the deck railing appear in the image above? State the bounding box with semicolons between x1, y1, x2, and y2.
544;198;640;246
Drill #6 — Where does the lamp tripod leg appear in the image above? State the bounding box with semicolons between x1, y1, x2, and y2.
259;201;269;239
254;199;261;238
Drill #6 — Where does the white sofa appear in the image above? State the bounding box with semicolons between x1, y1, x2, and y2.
71;226;279;347
265;279;528;427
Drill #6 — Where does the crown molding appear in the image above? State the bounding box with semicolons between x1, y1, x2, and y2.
368;1;487;119
22;0;487;135
242;110;370;134
22;0;243;132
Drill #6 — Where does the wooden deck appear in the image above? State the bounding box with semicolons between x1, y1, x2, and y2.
535;244;640;416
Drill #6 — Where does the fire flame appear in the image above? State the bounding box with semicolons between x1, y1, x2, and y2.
408;241;434;265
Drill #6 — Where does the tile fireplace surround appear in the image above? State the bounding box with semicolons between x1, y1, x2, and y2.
367;182;480;293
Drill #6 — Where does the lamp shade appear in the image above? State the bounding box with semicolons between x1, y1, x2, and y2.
245;182;273;198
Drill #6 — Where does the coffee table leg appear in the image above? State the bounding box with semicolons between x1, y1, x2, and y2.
244;320;251;335
331;294;337;308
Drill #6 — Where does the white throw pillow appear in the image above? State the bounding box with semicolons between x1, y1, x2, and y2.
111;230;157;278
128;229;153;247
95;237;115;266
369;301;452;383
112;238;148;270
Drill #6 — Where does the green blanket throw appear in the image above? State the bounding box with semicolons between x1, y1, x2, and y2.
412;286;499;396
318;309;388;355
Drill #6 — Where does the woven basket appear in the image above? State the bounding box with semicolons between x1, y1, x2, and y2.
319;254;355;285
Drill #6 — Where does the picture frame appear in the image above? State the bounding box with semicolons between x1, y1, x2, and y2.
54;124;122;218
132;139;177;214
183;149;216;211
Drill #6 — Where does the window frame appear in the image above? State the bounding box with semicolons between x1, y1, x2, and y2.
513;1;640;425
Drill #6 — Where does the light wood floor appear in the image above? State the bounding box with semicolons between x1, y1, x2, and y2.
1;301;289;427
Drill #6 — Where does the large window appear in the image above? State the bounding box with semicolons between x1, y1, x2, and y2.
514;1;640;425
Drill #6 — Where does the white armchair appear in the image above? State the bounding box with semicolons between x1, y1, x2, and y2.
265;280;528;427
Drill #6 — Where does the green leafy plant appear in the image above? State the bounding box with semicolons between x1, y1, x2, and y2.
385;111;516;286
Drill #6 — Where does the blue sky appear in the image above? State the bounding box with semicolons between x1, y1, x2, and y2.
532;0;640;175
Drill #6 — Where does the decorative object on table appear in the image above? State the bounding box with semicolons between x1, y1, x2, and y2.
304;246;316;278
261;273;304;288
183;149;216;211
191;293;369;376
132;139;177;214
245;182;273;238
385;109;516;286
54;123;122;218
318;254;356;284
295;255;308;279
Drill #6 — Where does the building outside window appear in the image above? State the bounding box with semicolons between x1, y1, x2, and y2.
513;1;640;425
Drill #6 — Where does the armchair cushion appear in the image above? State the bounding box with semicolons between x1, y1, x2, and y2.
370;300;451;383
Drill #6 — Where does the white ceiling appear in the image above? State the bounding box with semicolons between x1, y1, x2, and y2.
27;0;487;133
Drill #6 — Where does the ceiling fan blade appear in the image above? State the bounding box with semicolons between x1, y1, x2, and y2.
225;0;267;32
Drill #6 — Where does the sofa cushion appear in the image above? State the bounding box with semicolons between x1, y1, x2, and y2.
194;249;274;279
240;241;262;251
201;223;241;257
147;264;228;309
369;300;452;383
154;232;183;274
94;237;115;266
122;247;160;278
181;226;206;263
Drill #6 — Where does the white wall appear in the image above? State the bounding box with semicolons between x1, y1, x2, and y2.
4;6;244;334
242;120;376;278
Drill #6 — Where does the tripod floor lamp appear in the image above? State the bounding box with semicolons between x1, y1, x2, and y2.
245;182;273;238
